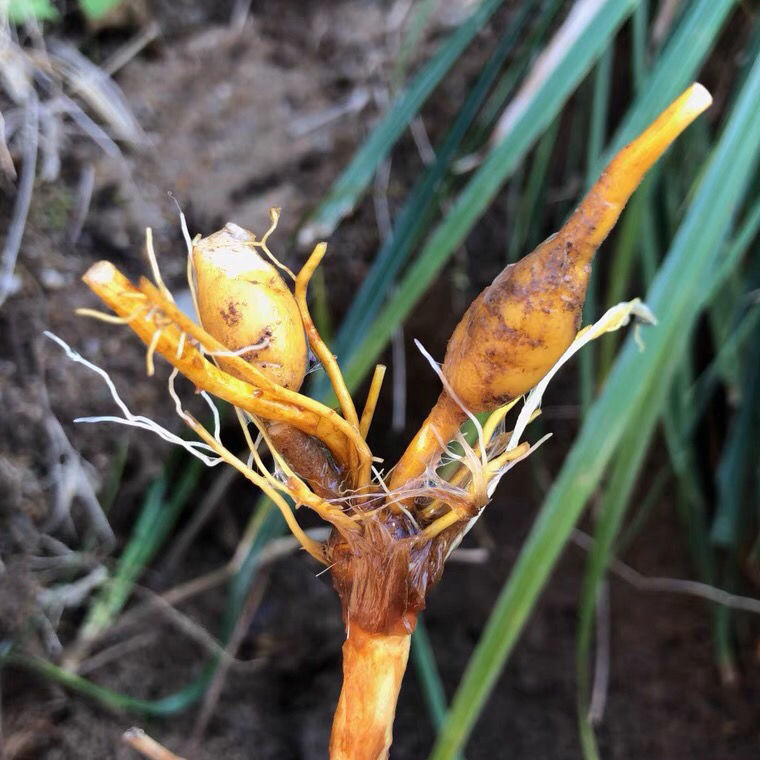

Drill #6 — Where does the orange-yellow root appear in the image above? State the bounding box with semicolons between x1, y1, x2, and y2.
295;243;360;433
388;391;464;491
82;261;373;486
359;364;387;438
554;82;712;260
185;414;329;561
329;626;411;760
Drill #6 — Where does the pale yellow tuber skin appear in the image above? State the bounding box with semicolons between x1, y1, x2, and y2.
192;223;308;391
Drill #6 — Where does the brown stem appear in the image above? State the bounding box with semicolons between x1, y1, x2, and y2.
329;625;411;760
326;514;447;759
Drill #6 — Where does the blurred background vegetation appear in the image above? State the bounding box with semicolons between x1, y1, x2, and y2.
1;1;758;758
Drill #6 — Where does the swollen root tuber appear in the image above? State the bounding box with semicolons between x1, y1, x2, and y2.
192;223;349;496
391;84;712;490
192;222;308;391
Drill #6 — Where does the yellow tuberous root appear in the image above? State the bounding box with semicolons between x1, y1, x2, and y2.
83;260;371;486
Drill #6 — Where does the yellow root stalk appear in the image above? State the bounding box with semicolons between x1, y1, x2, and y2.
329;626;411;760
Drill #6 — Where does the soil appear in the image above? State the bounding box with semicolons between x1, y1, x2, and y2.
1;2;759;759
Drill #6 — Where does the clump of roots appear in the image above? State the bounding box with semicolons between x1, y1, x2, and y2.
55;208;652;630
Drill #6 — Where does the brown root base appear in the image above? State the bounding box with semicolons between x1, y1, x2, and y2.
327;508;448;636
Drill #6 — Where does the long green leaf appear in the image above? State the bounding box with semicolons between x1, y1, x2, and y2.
428;45;760;760
601;0;736;158
630;0;648;90
411;616;463;760
577;80;757;754
579;43;614;413
711;295;760;547
576;385;665;759
688;302;760;433
507;114;561;262
78;460;202;643
3;499;285;716
577;4;744;743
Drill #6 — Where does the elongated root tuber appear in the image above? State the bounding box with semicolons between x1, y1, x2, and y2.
391;84;712;489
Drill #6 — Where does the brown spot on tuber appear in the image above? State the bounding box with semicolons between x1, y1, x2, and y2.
220;300;242;327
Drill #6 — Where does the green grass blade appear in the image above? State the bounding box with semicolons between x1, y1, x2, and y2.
579;153;698;749
597;177;652;376
98;438;129;515
220;500;282;637
428;46;760;760
411;617;464;760
78;461;202;643
342;0;639;393
78;0;120;20
710;269;760;674
299;0;506;244
699;194;760;395
507;114;561;262
711;302;760;548
585;46;614;185
596;0;733;376
9;499;287;717
631;0;648;90
7;0;59;23
580;43;614;413
471;0;564;148
143;499;286;715
393;0;439;88
616;467;670;554
688;305;760;433
576;392;664;759
4;652;207;716
411;617;448;727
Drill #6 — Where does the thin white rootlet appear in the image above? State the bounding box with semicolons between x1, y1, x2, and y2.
44;331;223;467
